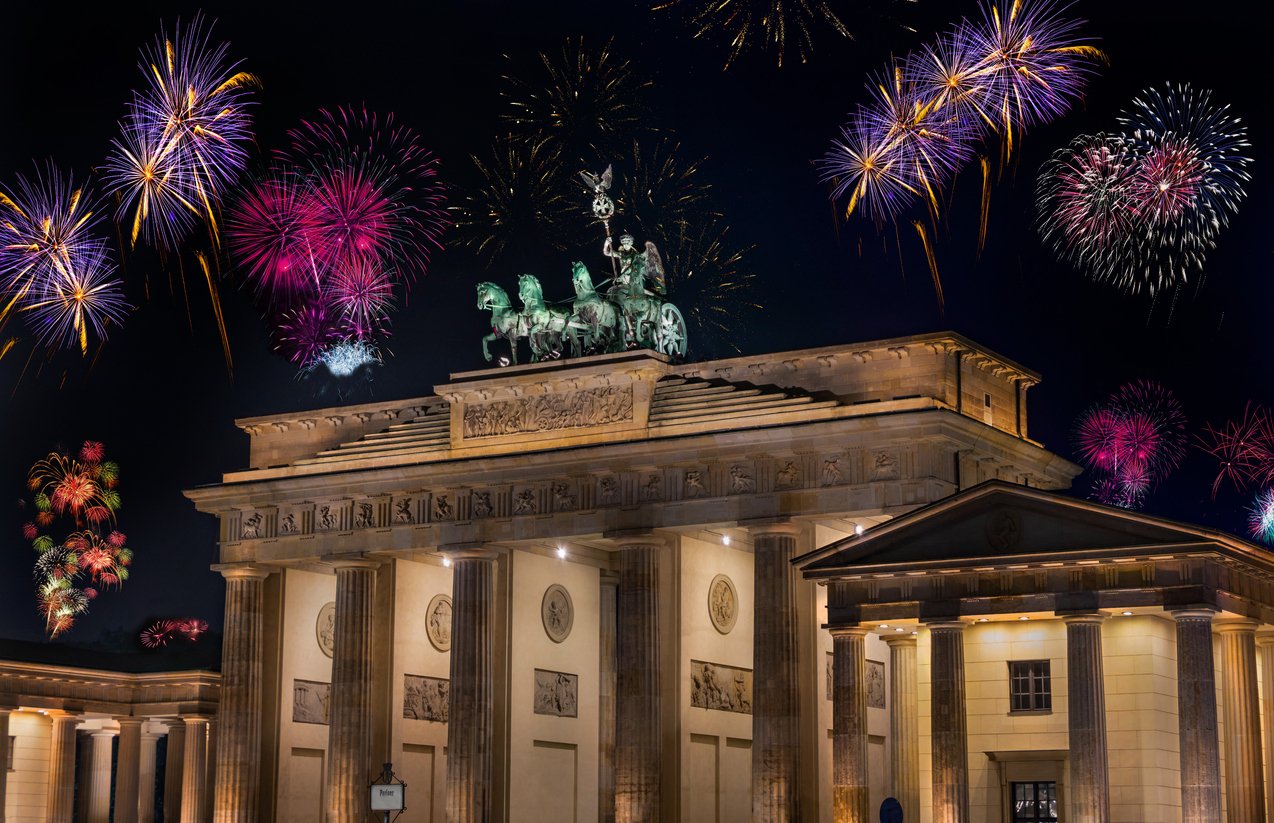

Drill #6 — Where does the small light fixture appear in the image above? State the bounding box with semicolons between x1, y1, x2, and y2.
879;624;890;629
722;535;732;546
911;630;918;635
894;627;905;633
978;617;988;623
1122;611;1133;616
442;556;452;568
556;546;567;559
855;524;865;536
1019;616;1030;621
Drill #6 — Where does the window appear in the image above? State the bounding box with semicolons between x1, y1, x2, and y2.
1012;782;1059;822
1009;660;1051;712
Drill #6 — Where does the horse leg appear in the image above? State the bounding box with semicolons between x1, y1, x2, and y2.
482;332;495;362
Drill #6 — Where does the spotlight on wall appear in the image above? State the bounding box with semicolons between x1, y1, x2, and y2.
879;624;890;629
556;546;568;559
977;618;989;623
854;524;865;536
1018;616;1030;621
722;535;732;546
442;556;452;568
1122;611;1133;616
894;627;905;633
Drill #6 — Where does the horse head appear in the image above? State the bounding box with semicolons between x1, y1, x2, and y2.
476;282;509;311
571;261;593;294
517;273;544;308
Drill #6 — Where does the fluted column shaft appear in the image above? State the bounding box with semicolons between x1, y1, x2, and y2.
46;715;79;822
139;731;160;823
446;553;495;823
929;622;969;823
1218;621;1265;822
180;717;209;823
599;578;618;823
1259;636;1274;817
76;732;94;822
884;636;919;819
752;524;802;823
1174;609;1222;823
215;567;268;823
88;730;115;823
164;721;186;823
324;560;377;823
1064;614;1110;823
115;718;144;823
831;628;869;823
0;709;10;821
615;540;661;823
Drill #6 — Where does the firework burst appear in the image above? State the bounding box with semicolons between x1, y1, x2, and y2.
1073;380;1186;509
227;173;325;298
1249;489;1274;545
104;13;258;249
1198;404;1274;498
23;244;131;355
615;139;716;246
658;219;759;357
1035;133;1139;275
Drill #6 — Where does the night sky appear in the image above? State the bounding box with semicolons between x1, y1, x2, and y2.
1;1;1267;650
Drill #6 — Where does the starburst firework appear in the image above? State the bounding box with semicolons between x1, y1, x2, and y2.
1073;381;1186;509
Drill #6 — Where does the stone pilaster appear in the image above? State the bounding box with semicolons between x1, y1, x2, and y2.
831;628;869;823
884;635;920;819
164;720;186;823
615;538;662;823
180;717;209;823
928;622;969;823
0;709;9;820
46;714;79;822
1258;634;1274;817
1173;609;1222;823
115;718;144;823
324;559;378;823
1217;620;1265;822
77;731;94;822
599;576;618;823
445;550;496;823
89;730;116;823
140;730;160;823
1063;614;1110;823
751;523;802;823
215;566;270;823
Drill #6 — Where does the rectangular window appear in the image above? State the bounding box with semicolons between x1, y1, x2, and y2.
1012;781;1059;822
1009;660;1052;712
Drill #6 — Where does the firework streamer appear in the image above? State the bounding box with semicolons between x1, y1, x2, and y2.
196;252;233;377
1198;404;1274;498
1073;380;1186;508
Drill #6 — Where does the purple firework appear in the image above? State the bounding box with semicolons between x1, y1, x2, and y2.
227;174;325;298
324;259;395;338
24;243;131;354
103;13;257;249
1036;133;1139;276
274;302;340;368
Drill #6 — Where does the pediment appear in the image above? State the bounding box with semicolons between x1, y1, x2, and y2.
800;481;1231;572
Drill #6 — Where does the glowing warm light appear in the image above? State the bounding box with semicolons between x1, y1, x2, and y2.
556;546;567;559
722;535;731;546
854;524;865;536
1122;611;1133;616
442;556;452;568
1019;616;1030;621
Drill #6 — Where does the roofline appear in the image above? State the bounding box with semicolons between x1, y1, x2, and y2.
793;479;1265;569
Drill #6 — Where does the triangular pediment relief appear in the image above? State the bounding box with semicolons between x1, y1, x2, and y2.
800;481;1244;572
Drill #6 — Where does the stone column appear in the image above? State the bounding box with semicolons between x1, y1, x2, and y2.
445;550;496;823
599;576;618;823
1173;609;1222;823
324;559;378;823
831;628;869;823
928;622;969;823
1258;634;1274;817
77;731;94;822
1217;620;1265;822
1063;614;1110;823
751;523;802;823
164;720;186;823
88;730;115;823
215;566;269;823
46;714;79;822
204;721;217;823
615;538;662;823
180;717;209;823
884;635;920;819
115;718;144;823
0;708;9;820
140;729;160;823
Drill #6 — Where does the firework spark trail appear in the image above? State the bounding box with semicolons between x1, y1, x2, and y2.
1198;404;1274;498
196;252;233;378
657;219;759;357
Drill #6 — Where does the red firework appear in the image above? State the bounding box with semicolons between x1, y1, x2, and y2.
1130;138;1204;225
1198;404;1274;498
1073;380;1186;508
79;441;105;464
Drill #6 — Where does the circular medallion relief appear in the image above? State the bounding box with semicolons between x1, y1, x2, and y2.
316;601;336;658
708;574;738;634
541;584;574;644
426;594;453;652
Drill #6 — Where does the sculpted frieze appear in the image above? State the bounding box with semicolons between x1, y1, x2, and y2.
462;385;633;438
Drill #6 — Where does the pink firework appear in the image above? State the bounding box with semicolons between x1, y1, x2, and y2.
324;259;394;338
1129;138;1204;226
140;619;181;648
1036;133;1139;272
274;302;340;368
227;174;326;298
1073;380;1186;508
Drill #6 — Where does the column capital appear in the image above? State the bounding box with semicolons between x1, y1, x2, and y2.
1256;630;1274;648
1214;618;1261;635
603;529;667;550
1061;612;1108;626
1171;607;1219;622
830;626;872;639
115;715;144;726
883;633;918;648
323;555;383;571
439;545;500;561
180;715;211;726
91;729;117;739
744;519;802;539
217;563;272;581
924;620;967;632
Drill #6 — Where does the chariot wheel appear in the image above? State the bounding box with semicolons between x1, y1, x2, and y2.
656;303;688;358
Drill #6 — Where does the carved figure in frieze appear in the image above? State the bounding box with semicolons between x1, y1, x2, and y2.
403;674;449;722
393;499;414;524
867;660;886;709
240;513;262;539
684;470;706;498
690;660;753;714
729;465;755;494
822;458;843;486
513;489;538;515
432;494;453;521
872;451;899;480
279;513;298;534
472;491;493;519
640;474;662;501
551;481;576;511
599;476;618;504
533;669;579;717
462;386;634;438
355;502;374;529
318;506;338;530
293;680;330;725
776;461;800;489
